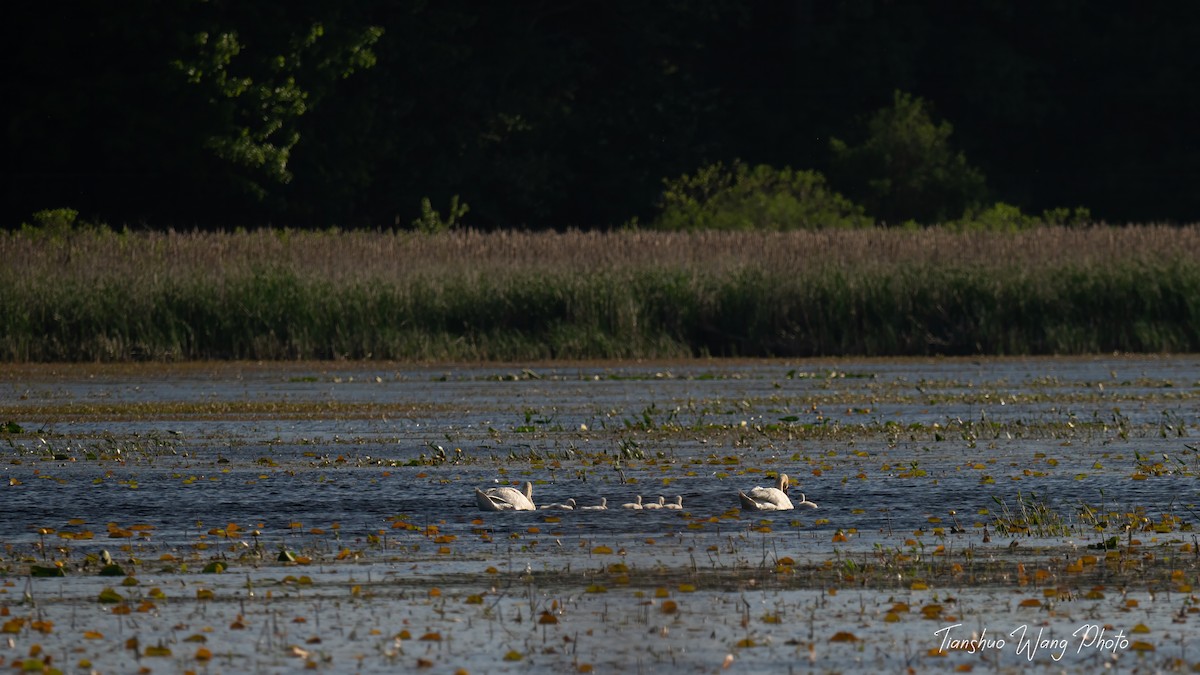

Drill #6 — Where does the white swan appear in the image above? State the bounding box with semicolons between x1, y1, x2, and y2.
738;474;795;511
642;496;666;510
539;498;577;510
663;495;683;510
621;495;643;510
475;482;536;511
794;493;818;509
578;497;608;511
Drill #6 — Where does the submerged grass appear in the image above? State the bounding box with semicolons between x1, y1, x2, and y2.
3;227;1200;361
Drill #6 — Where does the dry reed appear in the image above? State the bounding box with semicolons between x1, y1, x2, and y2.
2;226;1199;361
5;225;1200;283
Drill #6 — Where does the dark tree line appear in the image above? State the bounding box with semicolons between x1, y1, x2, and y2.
5;1;1200;230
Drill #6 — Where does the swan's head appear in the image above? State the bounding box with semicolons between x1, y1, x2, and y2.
778;473;790;492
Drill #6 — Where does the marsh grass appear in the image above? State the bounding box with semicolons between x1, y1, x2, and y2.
3;226;1200;361
990;491;1074;537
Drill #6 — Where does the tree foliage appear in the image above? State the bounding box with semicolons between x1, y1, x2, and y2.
3;0;1200;229
172;21;383;201
830;91;987;225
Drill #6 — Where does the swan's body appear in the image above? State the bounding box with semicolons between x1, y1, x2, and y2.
475;482;536;511
738;474;794;511
540;498;577;510
663;495;683;510
642;496;666;510
621;495;643;510
794;493;818;509
578;497;608;511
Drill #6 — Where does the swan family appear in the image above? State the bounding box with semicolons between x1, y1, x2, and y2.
476;474;817;512
474;484;680;513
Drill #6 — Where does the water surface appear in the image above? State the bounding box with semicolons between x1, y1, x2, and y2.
1;356;1198;672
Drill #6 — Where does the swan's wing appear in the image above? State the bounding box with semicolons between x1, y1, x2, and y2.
762;487;793;510
476;487;507;511
742;487;793;511
478;486;535;511
738;490;763;510
499;486;538;510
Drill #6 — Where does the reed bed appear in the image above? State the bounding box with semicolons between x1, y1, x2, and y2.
3;226;1200;361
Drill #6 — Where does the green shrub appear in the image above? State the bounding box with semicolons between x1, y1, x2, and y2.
411;195;469;233
951;203;1094;231
1039;206;1092;227
19;208;113;241
21;208;82;239
951;202;1037;231
830;90;988;225
648;160;870;231
29;208;80;230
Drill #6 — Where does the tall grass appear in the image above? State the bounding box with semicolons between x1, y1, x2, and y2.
3;226;1199;361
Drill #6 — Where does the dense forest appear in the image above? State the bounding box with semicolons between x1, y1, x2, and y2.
5;1;1200;231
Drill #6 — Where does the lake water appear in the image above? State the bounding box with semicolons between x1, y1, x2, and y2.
1;356;1198;673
